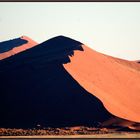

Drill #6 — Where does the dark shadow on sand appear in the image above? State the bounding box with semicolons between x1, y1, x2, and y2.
0;36;113;129
0;38;28;53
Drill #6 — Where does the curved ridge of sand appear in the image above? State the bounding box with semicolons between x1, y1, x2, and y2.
64;45;140;123
0;36;38;60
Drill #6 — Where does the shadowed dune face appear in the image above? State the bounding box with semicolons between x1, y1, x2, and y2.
0;36;38;60
4;35;84;64
0;36;113;128
0;38;28;53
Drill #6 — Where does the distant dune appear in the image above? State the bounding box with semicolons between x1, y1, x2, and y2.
0;36;37;60
0;35;140;130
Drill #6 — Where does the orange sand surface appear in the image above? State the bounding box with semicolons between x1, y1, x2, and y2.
64;45;140;123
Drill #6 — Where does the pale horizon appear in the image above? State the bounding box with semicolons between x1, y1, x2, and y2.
0;2;140;60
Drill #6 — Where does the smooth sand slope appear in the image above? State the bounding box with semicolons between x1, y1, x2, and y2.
64;45;140;123
0;36;37;60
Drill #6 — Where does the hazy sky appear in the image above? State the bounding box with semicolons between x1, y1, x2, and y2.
0;2;140;60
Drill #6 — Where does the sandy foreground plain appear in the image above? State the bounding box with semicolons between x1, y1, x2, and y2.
1;133;140;138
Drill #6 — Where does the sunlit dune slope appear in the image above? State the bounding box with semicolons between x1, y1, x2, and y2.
64;44;140;123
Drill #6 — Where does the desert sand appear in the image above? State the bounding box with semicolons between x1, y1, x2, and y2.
0;36;37;60
64;45;140;123
0;35;140;131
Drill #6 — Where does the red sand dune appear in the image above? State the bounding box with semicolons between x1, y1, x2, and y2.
64;45;140;124
0;36;140;130
0;36;37;60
